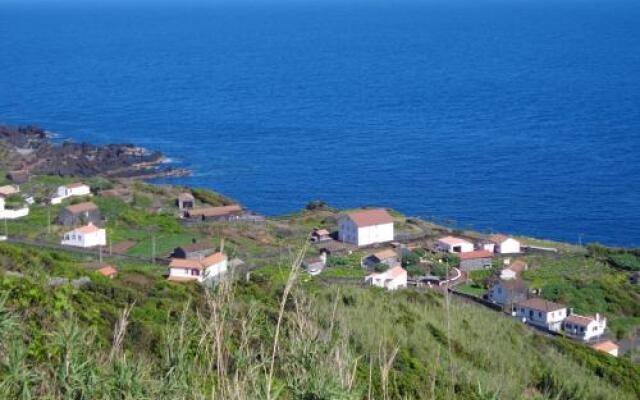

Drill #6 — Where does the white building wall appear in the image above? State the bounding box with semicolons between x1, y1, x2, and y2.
0;207;29;220
204;259;228;280
437;240;474;253
356;223;394;247
169;267;201;281
62;229;106;248
497;238;521;254
565;318;607;341
516;306;567;332
54;185;91;204
500;269;517;280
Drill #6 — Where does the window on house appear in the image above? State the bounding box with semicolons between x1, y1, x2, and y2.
538;312;543;318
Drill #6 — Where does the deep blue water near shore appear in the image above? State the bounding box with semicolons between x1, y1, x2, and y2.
1;1;639;246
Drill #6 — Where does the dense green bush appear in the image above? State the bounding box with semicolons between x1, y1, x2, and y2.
608;253;640;271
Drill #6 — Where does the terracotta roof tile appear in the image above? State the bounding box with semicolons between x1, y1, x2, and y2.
73;224;100;234
517;298;566;312
97;266;118;277
343;209;393;228
66;182;88;189
438;236;472;246
372;249;398;261
489;234;510;243
169;252;226;270
178;192;194;201
590;341;618;353
459;250;493;260
64;202;98;214
566;314;597;327
507;260;528;273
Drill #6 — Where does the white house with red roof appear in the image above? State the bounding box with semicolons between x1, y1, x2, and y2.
486;234;521;254
564;313;607;341
436;236;474;253
515;298;567;332
52;182;91;205
168;252;228;283
338;209;394;247
365;266;407;290
61;223;106;248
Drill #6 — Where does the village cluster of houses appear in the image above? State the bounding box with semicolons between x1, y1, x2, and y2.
2;180;623;357
303;208;619;357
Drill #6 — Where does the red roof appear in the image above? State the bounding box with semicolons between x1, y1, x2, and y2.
507;260;528;273
459;250;493;260
566;314;598;327
73;224;101;234
517;298;566;312
66;182;88;189
169;252;227;270
64;201;98;214
368;266;406;279
343;209;393;228
178;192;194;201
97;266;118;277
590;341;618;353
438;236;472;246
489;234;510;244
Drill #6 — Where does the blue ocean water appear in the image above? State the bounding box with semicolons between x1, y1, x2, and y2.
1;1;639;246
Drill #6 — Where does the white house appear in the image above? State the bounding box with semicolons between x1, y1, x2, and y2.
590;340;619;357
488;234;521;254
514;298;567;332
564;313;607;341
61;223;106;248
338;209;394;247
0;194;30;220
168;252;228;283
0;185;20;196
436;236;474;253
177;192;195;210
500;260;528;280
52;183;91;204
364;266;407;290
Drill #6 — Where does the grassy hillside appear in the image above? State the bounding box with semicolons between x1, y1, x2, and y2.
1;243;638;400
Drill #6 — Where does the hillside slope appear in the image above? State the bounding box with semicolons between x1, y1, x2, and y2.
0;243;638;399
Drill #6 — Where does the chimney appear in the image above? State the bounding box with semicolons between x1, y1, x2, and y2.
569;308;574;315
596;313;600;321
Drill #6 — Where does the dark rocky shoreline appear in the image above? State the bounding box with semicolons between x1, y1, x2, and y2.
0;125;190;179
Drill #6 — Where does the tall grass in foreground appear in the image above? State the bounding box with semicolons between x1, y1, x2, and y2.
0;246;638;400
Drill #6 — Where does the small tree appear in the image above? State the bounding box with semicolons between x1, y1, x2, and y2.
305;200;328;211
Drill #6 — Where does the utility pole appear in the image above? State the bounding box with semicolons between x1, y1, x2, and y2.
151;234;156;264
